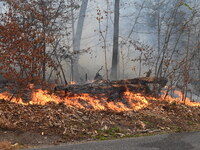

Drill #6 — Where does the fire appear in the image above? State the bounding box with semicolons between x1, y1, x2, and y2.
0;86;199;112
123;91;149;111
69;81;77;85
162;90;200;107
62;92;150;111
30;89;62;105
0;92;25;104
0;89;151;112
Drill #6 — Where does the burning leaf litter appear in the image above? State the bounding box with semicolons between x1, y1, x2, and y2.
0;87;200;112
0;84;200;146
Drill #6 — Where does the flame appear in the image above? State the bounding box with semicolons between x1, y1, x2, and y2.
0;86;199;112
162;90;200;107
0;89;151;112
0;92;25;104
30;89;62;105
69;81;77;85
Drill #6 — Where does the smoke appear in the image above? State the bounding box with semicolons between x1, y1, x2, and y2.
74;0;149;80
1;0;200;92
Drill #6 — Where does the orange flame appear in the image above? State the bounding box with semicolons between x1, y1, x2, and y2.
69;81;77;85
0;92;25;104
162;90;200;107
0;87;199;112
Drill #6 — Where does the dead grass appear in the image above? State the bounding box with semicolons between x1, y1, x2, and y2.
0;141;26;150
0;141;12;150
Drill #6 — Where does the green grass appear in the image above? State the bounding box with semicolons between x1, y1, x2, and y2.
94;127;161;140
187;121;195;126
174;126;184;133
95;127;123;140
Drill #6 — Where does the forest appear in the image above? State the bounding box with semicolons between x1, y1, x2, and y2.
1;0;200;148
0;0;200;100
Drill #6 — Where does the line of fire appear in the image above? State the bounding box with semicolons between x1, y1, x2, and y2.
0;76;199;111
0;0;200;148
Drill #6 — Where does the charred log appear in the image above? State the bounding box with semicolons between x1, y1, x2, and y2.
54;77;167;97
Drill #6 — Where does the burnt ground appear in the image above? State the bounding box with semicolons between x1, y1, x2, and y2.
0;99;200;149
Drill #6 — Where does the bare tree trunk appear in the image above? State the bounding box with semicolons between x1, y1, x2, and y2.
104;0;109;80
71;0;75;82
97;0;109;80
42;41;46;81
73;0;88;82
111;0;120;80
120;43;125;79
41;0;47;82
198;33;200;85
156;4;179;78
155;4;161;77
183;30;191;102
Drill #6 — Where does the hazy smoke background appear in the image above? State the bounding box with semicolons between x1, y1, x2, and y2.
0;0;200;88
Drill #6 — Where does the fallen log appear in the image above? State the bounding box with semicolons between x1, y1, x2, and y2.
54;77;168;96
111;77;168;86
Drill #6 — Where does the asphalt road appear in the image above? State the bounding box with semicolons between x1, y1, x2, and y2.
25;131;200;150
